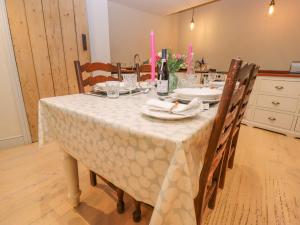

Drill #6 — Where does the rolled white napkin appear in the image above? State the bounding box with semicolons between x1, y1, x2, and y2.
146;98;200;113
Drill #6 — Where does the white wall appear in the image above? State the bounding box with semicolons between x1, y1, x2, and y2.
176;0;300;71
86;0;111;63
108;1;178;66
0;0;31;149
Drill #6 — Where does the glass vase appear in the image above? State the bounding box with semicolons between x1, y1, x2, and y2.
169;72;178;92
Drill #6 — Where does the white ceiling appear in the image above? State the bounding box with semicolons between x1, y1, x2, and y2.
108;0;217;16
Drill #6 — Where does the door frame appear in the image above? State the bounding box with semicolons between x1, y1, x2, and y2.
0;0;32;145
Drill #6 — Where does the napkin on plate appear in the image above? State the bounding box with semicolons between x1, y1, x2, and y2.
146;98;200;113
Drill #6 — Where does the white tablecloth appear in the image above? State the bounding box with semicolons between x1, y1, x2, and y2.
39;94;217;225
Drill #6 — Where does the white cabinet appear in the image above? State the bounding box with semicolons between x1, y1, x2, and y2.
243;76;300;138
296;117;300;133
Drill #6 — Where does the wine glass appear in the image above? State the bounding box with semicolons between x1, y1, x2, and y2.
122;74;137;95
186;67;197;87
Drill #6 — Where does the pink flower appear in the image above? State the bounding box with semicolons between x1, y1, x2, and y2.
176;53;182;59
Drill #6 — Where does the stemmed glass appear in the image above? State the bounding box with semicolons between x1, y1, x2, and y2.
122;74;137;95
186;67;197;87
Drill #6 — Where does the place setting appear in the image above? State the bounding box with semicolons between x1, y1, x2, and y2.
86;74;150;98
141;98;205;120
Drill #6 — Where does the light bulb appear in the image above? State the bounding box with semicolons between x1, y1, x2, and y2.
269;5;274;15
190;21;195;31
268;0;275;15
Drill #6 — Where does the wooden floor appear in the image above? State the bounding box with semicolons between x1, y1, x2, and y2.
0;126;299;225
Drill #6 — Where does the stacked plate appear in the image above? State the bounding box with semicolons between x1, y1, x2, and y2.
209;81;225;88
94;82;130;94
173;88;222;103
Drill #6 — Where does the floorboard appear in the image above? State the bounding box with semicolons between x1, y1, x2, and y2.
0;126;299;225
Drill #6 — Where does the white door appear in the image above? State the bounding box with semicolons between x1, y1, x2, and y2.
0;0;31;149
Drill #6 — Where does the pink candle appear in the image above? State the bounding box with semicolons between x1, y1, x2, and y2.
187;43;193;72
150;31;156;81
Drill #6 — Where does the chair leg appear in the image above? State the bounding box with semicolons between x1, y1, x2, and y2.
208;184;218;210
89;171;97;186
228;127;240;169
219;145;230;189
116;189;125;214
132;200;141;222
228;148;236;169
208;157;224;209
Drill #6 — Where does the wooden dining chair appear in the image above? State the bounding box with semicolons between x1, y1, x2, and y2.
135;63;153;81
74;60;126;214
194;58;254;225
74;61;122;93
130;59;253;224
219;65;259;188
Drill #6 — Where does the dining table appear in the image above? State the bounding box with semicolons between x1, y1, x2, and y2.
38;92;218;225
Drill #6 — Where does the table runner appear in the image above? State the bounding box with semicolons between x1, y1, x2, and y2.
39;94;217;225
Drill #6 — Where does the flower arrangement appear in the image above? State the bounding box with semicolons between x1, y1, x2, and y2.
150;50;186;91
156;50;186;73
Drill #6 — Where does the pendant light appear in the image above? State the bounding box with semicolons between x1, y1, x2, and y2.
190;8;195;31
269;0;275;15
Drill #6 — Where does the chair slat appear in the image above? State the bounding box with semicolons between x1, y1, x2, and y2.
224;105;239;129
83;76;119;86
218;124;232;147
135;64;153;81
230;86;245;108
207;144;226;183
81;62;119;73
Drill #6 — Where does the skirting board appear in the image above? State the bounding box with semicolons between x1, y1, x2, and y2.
0;135;25;150
242;120;300;138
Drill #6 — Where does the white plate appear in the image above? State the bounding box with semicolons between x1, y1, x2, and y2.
142;106;200;120
209;81;225;87
170;93;220;104
94;82;130;94
174;88;222;100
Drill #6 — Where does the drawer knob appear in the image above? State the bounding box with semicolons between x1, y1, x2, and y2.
275;85;284;90
268;117;276;121
272;101;280;105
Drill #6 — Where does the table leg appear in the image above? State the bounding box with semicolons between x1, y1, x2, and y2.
63;151;81;207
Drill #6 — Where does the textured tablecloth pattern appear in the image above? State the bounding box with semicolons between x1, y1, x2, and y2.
39;94;216;225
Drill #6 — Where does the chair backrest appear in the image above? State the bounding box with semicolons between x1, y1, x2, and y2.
194;59;255;224
135;64;153;81
225;65;259;165
235;65;259;127
74;61;121;93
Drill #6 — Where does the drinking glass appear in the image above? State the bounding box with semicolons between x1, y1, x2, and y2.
122;74;137;95
203;73;216;87
105;81;120;98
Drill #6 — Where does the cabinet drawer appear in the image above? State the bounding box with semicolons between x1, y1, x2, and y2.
259;79;300;96
253;109;294;130
296;117;300;132
256;95;298;112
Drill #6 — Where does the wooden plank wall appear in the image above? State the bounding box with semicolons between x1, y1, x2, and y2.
6;0;90;141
